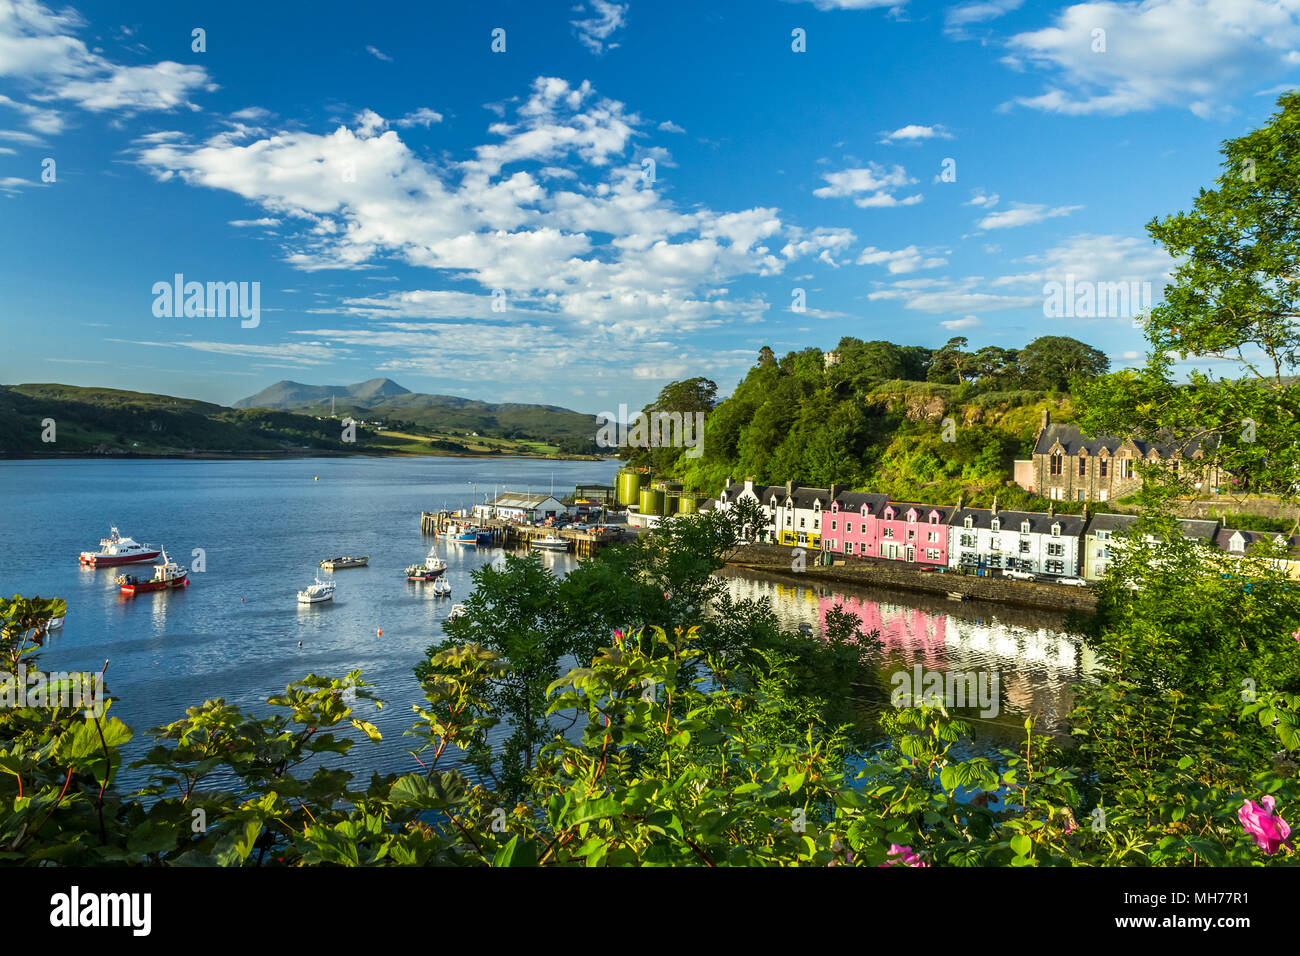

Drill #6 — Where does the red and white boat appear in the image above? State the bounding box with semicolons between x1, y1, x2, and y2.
116;551;189;595
80;527;161;567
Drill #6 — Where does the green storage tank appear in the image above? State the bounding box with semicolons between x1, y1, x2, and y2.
639;487;666;516
617;470;643;506
676;494;700;515
664;493;679;516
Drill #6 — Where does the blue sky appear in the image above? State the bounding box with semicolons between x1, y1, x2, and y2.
1;0;1297;413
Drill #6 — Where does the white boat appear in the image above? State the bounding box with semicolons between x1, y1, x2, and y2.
447;603;468;621
297;578;337;604
46;615;65;630
432;577;452;597
79;526;161;567
406;546;448;581
530;535;570;552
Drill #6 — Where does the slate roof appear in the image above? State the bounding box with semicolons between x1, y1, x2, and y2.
488;493;564;508
1084;513;1219;540
1033;423;1218;458
881;502;956;523
950;508;1088;536
832;491;889;514
1215;528;1299;555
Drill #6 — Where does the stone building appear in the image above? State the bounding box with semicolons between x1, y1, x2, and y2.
1019;410;1222;503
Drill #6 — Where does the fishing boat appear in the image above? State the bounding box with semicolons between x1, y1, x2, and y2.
432;577;452;597
79;527;161;567
530;535;570;553
297;578;336;604
116;551;189;595
319;555;369;570
946;591;966;602
434;512;493;546
406;547;447;581
46;615;65;630
447;603;468;621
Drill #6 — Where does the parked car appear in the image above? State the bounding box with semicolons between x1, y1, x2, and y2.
1003;569;1038;582
1057;577;1090;587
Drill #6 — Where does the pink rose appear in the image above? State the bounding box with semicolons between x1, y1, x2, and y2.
1239;795;1292;856
1292;628;1300;644
876;843;928;867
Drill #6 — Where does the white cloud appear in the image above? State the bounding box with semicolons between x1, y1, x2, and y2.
813;162;922;208
1004;0;1300;117
0;0;213;127
945;0;1024;38
658;119;685;133
977;201;1081;230
786;0;901;9
228;217;281;228
365;45;393;62
965;189;998;207
879;123;952;144
395;107;443;128
571;1;628;54
856;244;948;273
942;315;981;330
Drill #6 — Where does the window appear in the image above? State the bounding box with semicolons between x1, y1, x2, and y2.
987;555;1003;568
1079;455;1087;477
846;522;853;534
990;536;1001;551
1045;560;1065;575
813;518;819;530
845;542;853;553
960;534;975;548
883;528;894;538
964;517;973;529
1077;490;1085;501
830;520;837;531
1047;543;1064;557
929;514;939;524
1049;487;1065;501
991;518;1000;533
1099;489;1108;501
960;552;977;566
1120;458;1134;479
1021;521;1031;534
1051;523;1061;537
800;518;805;528
928;531;939;542
926;549;940;561
1019;539;1031;553
907;529;916;540
1100;458;1108;478
1050;453;1063;476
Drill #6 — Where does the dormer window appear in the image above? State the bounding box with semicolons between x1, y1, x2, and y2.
1051;522;1061;537
991;518;1000;533
964;516;973;529
1020;521;1030;534
929;513;939;525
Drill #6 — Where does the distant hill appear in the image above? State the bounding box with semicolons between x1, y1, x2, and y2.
234;379;598;446
233;377;410;409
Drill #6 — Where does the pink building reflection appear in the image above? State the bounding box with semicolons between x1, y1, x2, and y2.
819;594;950;669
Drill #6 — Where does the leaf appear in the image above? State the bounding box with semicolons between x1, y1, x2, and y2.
1009;834;1032;858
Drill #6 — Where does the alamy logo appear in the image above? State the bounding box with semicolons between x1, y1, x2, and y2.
595;405;705;459
0;664;104;717
1042;274;1151;319
890;664;1000;718
49;886;151;936
152;274;260;328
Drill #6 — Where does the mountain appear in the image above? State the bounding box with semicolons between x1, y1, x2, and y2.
233;379;598;447
232;377;410;409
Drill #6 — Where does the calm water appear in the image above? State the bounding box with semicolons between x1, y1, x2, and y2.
0;457;1090;786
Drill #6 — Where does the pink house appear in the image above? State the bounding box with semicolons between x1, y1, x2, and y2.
875;502;953;566
823;491;888;559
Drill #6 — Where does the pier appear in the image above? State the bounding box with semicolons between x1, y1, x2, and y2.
419;511;635;557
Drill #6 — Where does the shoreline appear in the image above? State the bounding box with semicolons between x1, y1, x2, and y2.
723;543;1096;615
0;449;609;463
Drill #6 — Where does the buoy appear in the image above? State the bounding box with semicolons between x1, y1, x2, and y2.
297;641;302;647
241;597;244;603
314;476;319;481
377;628;383;637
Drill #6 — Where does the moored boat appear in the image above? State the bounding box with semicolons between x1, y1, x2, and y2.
320;555;369;570
530;535;570;552
432;577;452;597
406;547;447;581
80;527;161;567
448;603;468;621
435;513;493;546
297;578;336;604
117;551;189;595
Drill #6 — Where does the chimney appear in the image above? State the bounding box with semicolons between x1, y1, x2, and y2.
786;480;794;497
1048;502;1055;518
725;477;733;489
956;494;964;512
829;482;841;500
1040;408;1050;432
1082;503;1089;522
991;495;999;516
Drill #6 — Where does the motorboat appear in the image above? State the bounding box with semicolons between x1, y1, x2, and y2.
447;603;468;621
406;546;448;581
432;577;452;597
530;535;570;552
297;578;336;604
80;527;161;567
320;555;369;570
117;551;189;595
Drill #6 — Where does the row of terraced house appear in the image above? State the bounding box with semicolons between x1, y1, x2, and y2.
709;478;1300;582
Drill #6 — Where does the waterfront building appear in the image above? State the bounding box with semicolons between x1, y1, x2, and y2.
947;501;1086;577
715;477;778;542
1210;528;1300;579
823;491;889;558
473;492;569;523
768;482;837;549
1081;513;1219;581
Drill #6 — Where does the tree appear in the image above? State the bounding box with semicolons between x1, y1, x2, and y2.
1018;336;1108;391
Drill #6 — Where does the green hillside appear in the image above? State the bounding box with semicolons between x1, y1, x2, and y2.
634;335;1111;512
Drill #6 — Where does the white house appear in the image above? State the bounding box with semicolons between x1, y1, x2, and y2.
474;493;568;523
947;504;1086;578
715;477;778;542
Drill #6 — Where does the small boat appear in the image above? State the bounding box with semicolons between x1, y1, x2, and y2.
297;578;336;604
530;535;570;552
46;615;65;630
447;603;468;621
117;551;189;595
432;577;452;597
406;547;447;581
946;591;966;602
80;526;161;567
436;514;493;546
320;555;369;570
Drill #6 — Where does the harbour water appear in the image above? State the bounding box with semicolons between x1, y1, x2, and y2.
1;456;1089;785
